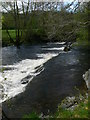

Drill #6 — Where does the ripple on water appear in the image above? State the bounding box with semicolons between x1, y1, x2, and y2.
0;43;65;103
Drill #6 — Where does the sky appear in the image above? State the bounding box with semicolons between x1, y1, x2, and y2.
0;0;90;3
0;0;89;2
0;0;89;13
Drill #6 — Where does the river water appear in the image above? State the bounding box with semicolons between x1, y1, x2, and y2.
1;42;90;118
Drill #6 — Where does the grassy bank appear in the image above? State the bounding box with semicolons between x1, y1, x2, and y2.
73;41;90;47
2;29;90;47
55;98;89;118
22;95;89;119
2;30;16;46
2;29;48;46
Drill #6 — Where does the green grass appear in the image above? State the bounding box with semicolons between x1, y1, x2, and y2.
22;98;89;119
55;98;89;118
22;112;40;120
2;29;90;47
2;30;16;38
2;30;16;46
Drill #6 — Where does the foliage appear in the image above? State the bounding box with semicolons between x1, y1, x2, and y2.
22;97;89;119
55;98;88;118
74;2;89;44
2;1;89;47
2;1;30;48
22;112;40;120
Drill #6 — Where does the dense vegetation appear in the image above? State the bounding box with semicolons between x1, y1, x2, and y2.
2;1;90;47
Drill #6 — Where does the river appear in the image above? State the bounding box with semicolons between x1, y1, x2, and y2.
1;42;90;118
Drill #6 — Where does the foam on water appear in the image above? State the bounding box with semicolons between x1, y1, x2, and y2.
47;42;65;45
42;47;65;51
0;45;64;103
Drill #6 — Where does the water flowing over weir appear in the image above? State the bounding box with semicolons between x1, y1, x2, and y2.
0;42;65;103
1;43;90;118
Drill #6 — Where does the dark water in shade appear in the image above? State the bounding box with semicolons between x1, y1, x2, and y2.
2;44;90;118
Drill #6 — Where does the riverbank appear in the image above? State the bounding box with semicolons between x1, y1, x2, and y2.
23;67;90;119
23;93;88;119
2;30;66;47
2;44;90;119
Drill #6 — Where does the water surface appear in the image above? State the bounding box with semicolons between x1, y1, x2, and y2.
1;43;90;118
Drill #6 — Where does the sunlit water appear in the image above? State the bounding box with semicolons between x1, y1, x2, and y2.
0;42;65;103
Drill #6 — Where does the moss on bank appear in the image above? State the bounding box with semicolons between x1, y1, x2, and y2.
55;98;89;118
22;94;89;119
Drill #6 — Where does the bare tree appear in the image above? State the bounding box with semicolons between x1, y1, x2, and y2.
2;1;30;48
2;0;88;46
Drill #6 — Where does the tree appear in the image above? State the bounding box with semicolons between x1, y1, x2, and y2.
2;1;30;48
2;0;88;46
73;1;90;43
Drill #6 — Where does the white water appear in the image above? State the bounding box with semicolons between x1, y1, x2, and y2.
47;42;65;45
42;47;65;51
0;44;64;103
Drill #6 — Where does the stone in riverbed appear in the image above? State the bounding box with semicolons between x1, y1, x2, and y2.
60;93;88;111
63;46;70;52
63;42;72;52
60;96;76;109
21;75;32;84
83;69;90;89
